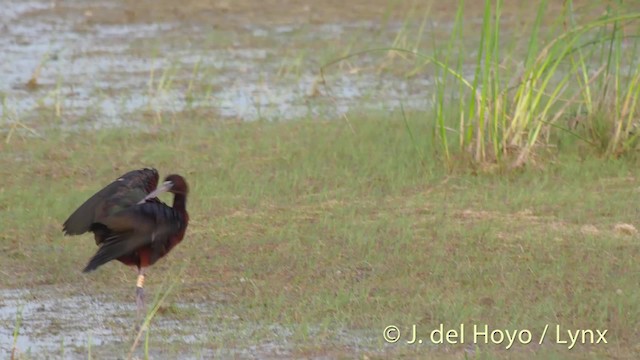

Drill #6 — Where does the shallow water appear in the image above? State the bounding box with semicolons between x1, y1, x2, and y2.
0;0;458;131
0;285;385;359
0;286;276;358
0;287;125;356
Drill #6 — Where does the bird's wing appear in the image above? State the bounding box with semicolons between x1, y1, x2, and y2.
82;201;184;272
63;168;159;235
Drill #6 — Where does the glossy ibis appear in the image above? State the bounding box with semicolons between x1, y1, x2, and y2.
63;168;189;315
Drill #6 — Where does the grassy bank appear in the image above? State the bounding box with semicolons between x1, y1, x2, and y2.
2;115;640;358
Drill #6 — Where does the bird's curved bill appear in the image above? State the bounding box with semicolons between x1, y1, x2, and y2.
137;180;174;204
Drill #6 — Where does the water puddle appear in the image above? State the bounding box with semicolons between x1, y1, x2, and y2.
0;0;474;130
0;287;124;357
0;286;275;358
0;286;385;358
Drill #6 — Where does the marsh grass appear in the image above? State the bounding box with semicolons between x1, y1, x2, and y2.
10;306;23;360
322;0;640;170
25;53;50;91
3;116;640;358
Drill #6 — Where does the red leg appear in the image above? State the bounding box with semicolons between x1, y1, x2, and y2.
136;250;151;318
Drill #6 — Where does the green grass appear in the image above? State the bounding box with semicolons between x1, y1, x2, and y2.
2;115;640;358
322;0;640;168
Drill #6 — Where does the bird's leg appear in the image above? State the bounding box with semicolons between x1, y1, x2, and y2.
136;266;147;319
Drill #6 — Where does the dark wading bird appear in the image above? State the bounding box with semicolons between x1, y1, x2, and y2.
62;168;189;315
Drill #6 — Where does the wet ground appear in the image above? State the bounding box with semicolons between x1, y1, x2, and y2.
0;0;466;130
0;285;384;358
2;0;597;130
5;0;575;129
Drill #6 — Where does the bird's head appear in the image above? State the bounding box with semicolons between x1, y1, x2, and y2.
163;174;189;195
139;174;189;203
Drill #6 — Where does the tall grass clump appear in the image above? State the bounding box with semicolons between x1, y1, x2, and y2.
325;0;640;169
438;0;640;168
